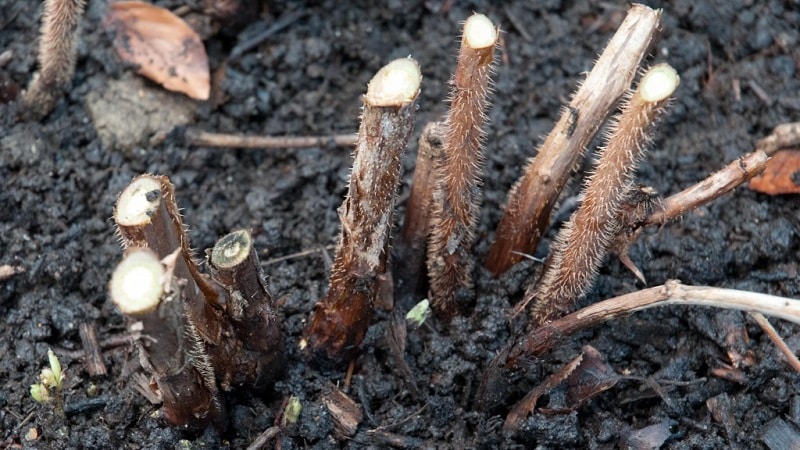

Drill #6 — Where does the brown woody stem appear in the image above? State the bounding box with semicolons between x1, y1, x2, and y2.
526;64;679;324
19;0;85;120
485;4;662;276
209;230;285;389
109;248;222;430
507;280;800;368
427;13;498;321
185;129;358;150
302;58;422;365
645;150;769;226
394;121;446;308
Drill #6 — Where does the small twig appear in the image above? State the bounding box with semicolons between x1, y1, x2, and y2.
755;122;800;156
185;129;357;149
79;323;107;377
230;9;307;60
645;150;769;226
261;245;335;266
749;312;800;374
507;280;800;367
245;426;280;450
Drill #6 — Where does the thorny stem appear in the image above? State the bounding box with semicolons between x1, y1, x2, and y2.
302;58;422;365
427;13;498;321
507;280;800;368
19;0;85;120
114;174;223;343
485;4;662;276
208;230;285;390
526;64;680;324
109;248;222;430
394;121;446;309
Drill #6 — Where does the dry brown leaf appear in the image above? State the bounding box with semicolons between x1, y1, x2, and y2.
104;1;210;100
748;149;800;195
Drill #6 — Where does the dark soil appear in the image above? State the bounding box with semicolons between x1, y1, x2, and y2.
2;0;799;448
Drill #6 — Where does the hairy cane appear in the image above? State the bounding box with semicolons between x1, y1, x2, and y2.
302;58;422;365
19;0;85;120
427;13;498;321
485;4;662;275
109;248;222;430
526;64;680;324
208;229;285;390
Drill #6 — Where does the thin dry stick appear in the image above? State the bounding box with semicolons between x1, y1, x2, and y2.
507;280;800;367
20;0;85;120
525;64;680;324
302;58;422;365
185;129;358;149
755;122;800;156
485;4;662;276
427;13;498;321
394;121;446;307
749;312;800;374
645;150;769;226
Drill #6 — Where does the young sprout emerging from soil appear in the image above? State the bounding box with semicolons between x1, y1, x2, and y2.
426;13;498;321
19;0;86;120
302;58;422;365
485;4;662;276
110;247;223;430
525;64;680;325
30;349;66;416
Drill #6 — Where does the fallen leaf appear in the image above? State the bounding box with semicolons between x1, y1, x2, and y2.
104;1;210;100
748;149;800;195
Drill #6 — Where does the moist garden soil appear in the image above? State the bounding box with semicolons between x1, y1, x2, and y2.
1;0;799;448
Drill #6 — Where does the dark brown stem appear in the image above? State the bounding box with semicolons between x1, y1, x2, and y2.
525;64;679;324
485;4;662;276
185;129;358;150
394;121;446;308
427;13;498;321
114;174;224;344
78;323;107;377
302;58;422;365
19;0;85;120
109;248;222;430
209;229;285;390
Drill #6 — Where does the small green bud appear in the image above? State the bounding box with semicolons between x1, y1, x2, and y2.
47;349;63;389
283;396;302;425
406;299;430;327
40;368;56;389
30;384;49;403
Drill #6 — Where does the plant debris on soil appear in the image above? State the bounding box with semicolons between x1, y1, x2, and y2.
1;1;799;449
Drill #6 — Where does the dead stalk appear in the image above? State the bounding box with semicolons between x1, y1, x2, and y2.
302;58;422;365
526;64;680;324
485;4;662;275
185;129;358;150
507;280;800;368
20;0;85;120
427;13;498;321
644;150;769;226
394;121;446;307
